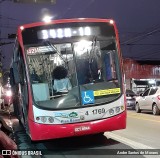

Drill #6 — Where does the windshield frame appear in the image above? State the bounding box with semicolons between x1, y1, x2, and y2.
24;38;123;110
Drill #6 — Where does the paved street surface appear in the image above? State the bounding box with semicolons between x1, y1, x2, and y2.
1;109;160;158
111;110;160;149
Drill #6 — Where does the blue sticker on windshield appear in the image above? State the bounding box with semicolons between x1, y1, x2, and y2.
81;90;95;105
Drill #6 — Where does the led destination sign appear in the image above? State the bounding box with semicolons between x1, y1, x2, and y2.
37;26;100;39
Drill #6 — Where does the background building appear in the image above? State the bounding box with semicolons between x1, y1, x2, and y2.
124;58;160;94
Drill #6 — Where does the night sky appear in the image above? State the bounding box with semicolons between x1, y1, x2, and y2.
1;0;160;69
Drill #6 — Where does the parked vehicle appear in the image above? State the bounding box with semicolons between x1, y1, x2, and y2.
126;89;137;109
135;87;160;115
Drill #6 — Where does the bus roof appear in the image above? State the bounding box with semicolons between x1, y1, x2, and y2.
18;18;115;30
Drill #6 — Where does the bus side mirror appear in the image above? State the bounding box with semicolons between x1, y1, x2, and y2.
12;62;20;84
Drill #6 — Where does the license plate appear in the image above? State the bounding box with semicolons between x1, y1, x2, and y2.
75;126;91;132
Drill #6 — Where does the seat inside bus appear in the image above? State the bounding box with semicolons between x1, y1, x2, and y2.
32;83;50;101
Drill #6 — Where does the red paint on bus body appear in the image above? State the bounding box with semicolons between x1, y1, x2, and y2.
15;18;126;141
29;112;126;141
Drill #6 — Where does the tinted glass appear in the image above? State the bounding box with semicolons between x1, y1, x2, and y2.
149;88;158;95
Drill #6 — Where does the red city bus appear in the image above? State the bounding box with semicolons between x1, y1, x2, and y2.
10;18;126;141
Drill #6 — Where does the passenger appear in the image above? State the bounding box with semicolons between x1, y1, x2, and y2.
52;66;72;94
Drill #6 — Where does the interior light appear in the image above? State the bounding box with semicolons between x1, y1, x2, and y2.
74;40;92;56
54;55;62;64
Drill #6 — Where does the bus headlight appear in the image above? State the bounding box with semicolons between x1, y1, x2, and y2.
41;116;47;123
115;107;120;113
109;109;114;115
107;106;124;116
48;117;54;123
35;116;54;124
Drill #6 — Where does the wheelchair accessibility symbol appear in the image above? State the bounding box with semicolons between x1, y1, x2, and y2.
81;90;95;105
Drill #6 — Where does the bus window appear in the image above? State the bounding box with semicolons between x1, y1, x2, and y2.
103;50;117;81
26;39;121;109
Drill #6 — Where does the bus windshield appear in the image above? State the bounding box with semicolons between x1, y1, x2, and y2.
23;22;122;110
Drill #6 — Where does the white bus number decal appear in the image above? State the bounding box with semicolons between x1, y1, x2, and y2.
85;108;106;115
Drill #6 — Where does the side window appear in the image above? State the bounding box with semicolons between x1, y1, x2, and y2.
15;44;29;111
149;88;157;95
143;89;150;96
13;39;19;62
19;51;29;109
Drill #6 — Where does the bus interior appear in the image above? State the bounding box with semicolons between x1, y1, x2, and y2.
26;38;122;109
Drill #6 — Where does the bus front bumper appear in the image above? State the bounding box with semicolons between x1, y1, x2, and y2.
29;111;126;141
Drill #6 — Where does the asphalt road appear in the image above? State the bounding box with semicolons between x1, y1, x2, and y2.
111;110;160;149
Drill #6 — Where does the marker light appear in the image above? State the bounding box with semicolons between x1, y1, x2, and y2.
109;20;114;24
20;26;24;30
121;106;124;110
